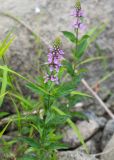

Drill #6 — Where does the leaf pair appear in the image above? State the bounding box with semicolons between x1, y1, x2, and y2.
62;31;89;59
62;23;106;59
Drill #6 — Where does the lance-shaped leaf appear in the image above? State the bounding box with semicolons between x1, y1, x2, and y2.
71;91;92;98
19;137;40;149
62;31;77;43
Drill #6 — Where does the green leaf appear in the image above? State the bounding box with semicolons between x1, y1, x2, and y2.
58;67;66;79
0;65;31;82
48;132;63;142
63;60;74;76
76;35;89;59
62;31;77;43
77;56;106;67
0;92;8;100
0;66;8;107
26;83;50;96
53;77;81;98
81;23;107;53
0;32;15;58
0;66;50;96
0;120;12;138
53;82;74;97
18;155;37;160
25;115;44;136
45;112;70;126
9;92;33;108
19;137;40;149
71;91;92;98
71;111;89;121
0;112;9;118
10;97;22;131
87;23;106;45
45;142;68;150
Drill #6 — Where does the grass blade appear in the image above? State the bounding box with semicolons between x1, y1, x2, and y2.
0;120;12;138
0;66;8;107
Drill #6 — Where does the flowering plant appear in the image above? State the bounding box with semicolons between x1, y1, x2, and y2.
0;0;106;160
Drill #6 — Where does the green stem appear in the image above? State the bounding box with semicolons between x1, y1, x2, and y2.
75;28;79;52
48;91;50;109
2;56;16;91
74;28;79;70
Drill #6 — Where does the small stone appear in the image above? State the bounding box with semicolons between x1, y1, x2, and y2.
91;131;104;153
85;111;107;128
78;140;97;154
101;134;114;160
58;150;99;160
101;120;114;149
62;120;99;148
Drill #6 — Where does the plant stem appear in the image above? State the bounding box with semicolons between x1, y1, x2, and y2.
74;27;79;70
75;28;79;52
48;91;50;110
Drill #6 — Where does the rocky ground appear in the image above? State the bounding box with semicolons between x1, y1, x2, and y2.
0;0;114;160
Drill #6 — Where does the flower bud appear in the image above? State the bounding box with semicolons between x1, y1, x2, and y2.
53;37;62;48
75;0;81;10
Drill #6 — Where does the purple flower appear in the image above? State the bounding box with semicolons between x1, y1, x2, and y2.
71;1;86;31
59;49;64;55
49;65;54;72
44;74;59;84
71;9;85;17
50;75;59;84
72;20;86;30
44;40;64;84
47;46;64;71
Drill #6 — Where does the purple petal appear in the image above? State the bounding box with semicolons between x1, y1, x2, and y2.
72;22;79;29
59;49;64;55
50;75;55;82
55;65;60;72
79;23;86;30
70;9;85;17
49;47;53;52
48;57;52;63
50;65;54;72
70;9;77;16
79;10;85;17
54;57;59;64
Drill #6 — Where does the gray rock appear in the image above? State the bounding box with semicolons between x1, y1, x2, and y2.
101;120;114;149
78;140;97;154
93;103;111;117
0;0;114;80
95;117;107;128
101;134;114;160
62;120;99;148
91;131;104;153
0;0;45;77
85;111;107;128
58;150;99;160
